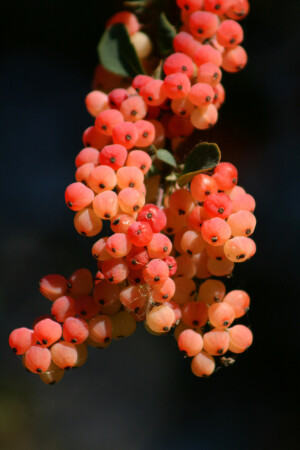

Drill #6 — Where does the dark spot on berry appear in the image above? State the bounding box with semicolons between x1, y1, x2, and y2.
102;124;107;130
125;134;132;141
229;38;236;44
36;368;43;373
184;4;189;10
99;299;105;305
218;207;224;214
12;348;17;353
134;307;139;313
178;209;185;215
163;326;169;332
163;246;168;252
198;28;203;34
104;213;111;218
133;205;140;211
211;236;218;242
129;182;135;187
42;339;48;345
216;256;222;261
108;277;114;282
217;348;224;354
147;212;152;219
213;72;219;79
187;250;193;255
99;183;105;189
192;320;199;326
215;4;221;10
104;337;110;343
214;93;218;100
141;164;146;170
143;132;148;138
205;190;210;195
236;254;246;259
214;295;221;302
223;321;229;326
208;123;213;128
198;201;204;206
177;85;183;90
131;259;137;265
110;157;116;163
206;96;211;102
162;294;169;299
71;338;77;343
67;282;72;289
113;218;120;225
67;201;73;207
81;231;86;236
182;65;187;71
148;96;153;101
245;228;251;235
136;229;141;235
136;88;140;93
180;110;186;115
135;277;141;284
236;64;243;70
80;310;87;316
86;142;91;147
131;110;137;116
166;227;173;233
154;276;160;282
81;180;87;185
93;254;99;259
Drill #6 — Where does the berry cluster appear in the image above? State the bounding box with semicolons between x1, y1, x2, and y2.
10;161;256;383
9;268;137;385
9;1;255;382
90;0;249;146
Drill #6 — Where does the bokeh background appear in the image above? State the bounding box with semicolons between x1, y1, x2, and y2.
1;1;299;449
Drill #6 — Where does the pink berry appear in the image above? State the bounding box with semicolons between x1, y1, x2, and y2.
164;53;194;78
9;328;35;355
65;182;94;211
85;90;108;117
99;144;128;170
95;109;124;136
201;217;231;246
189;11;219;40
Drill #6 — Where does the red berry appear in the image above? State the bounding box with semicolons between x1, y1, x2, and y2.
65;182;94;211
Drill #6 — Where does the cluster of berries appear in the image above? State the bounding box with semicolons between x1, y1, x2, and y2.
8;267;253;382
10;160;256;382
89;0;249;147
9;2;255;381
8;268;137;385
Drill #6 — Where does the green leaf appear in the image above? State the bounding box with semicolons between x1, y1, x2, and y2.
157;12;176;57
97;23;145;78
156;149;177;168
177;142;221;187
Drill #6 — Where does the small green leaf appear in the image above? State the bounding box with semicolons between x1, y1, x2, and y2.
157;12;176;57
156;149;177;168
177;142;221;186
97;23;145;78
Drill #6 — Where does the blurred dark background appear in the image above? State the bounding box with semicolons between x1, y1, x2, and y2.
0;0;299;449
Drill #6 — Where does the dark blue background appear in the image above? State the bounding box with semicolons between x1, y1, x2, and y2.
1;1;299;449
